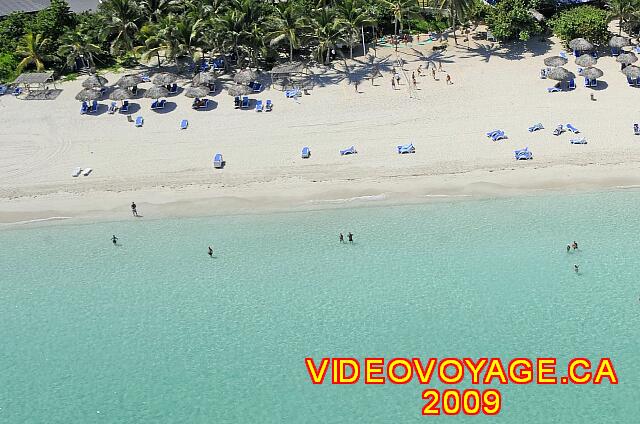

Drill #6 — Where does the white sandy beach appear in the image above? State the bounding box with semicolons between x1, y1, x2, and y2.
2;35;640;224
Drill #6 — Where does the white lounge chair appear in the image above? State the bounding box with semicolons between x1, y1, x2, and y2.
72;167;82;177
83;168;93;176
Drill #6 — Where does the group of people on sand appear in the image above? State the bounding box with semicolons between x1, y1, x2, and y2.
339;232;354;244
392;61;452;90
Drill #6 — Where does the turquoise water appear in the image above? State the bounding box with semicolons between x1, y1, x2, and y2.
1;191;639;423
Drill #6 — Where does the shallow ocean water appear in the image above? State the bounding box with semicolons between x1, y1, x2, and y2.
1;191;639;423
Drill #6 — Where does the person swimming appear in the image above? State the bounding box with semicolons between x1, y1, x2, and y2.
574;264;579;273
111;235;118;245
567;244;571;253
208;246;213;257
339;233;344;243
572;241;578;250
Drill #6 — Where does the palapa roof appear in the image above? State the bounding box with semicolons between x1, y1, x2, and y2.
13;71;54;84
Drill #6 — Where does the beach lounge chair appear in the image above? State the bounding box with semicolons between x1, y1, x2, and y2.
566;123;580;133
486;130;506;141
285;89;300;98
553;125;564;136
72;167;82;177
82;168;92;176
255;100;263;112
157;99;166;109
151;100;158;109
528;123;544;132
514;147;533;160
131;86;138;95
636;77;640;86
120;100;129;113
0;85;6;95
628;76;636;86
340;146;357;155
12;87;22;96
108;102;117;114
241;96;249;109
611;47;620;56
547;86;562;93
213;153;224;168
560;51;568;59
249;81;263;92
589;79;597;87
234;96;241;109
80;101;89;114
584;77;591;87
570;137;587;144
169;83;178;94
397;143;415;154
180;119;188;129
634;123;640;135
265;99;273;111
135;116;143;127
208;83;215;93
301;147;311;158
141;74;151;82
568;79;576;90
577;67;584;76
90;100;98;113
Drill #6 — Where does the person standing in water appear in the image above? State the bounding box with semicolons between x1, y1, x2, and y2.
208;246;213;257
339;233;344;243
111;235;118;245
574;264;579;273
572;241;578;250
348;232;353;244
567;244;571;253
131;202;138;217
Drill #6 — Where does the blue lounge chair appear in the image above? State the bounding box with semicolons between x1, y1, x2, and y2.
241;96;249;109
397;143;415;154
265;99;273;111
234;96;241;109
135;116;143;127
566;123;580;133
547;86;561;93
634;124;640;135
213;153;224;168
301;147;311;158
141;74;151;82
628;76;636;86
577;67;584;76
514;147;533;160
249;81;262;92
169;83;178;94
568;79;576;90
80;101;88;114
486;130;502;138
637;77;640;86
611;47;620;56
570;137;587;144
90;100;98;113
553;125;564;136
108;101;117;114
12;87;22;96
151;100;158;109
528;123;544;132
255;100;263;111
180;119;188;129
340;146;357;155
120;100;129;113
584;77;591;87
486;130;506;141
0;85;6;95
208;83;215;93
157;99;166;109
591;51;598;58
589;79;597;87
285;89;300;98
560;51;568;59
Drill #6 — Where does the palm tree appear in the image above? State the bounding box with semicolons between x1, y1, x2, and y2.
336;0;375;59
379;0;419;50
311;7;345;64
16;32;52;71
266;2;307;61
606;0;639;35
58;30;103;71
98;0;142;56
213;8;247;67
139;0;178;23
134;22;170;68
436;0;473;44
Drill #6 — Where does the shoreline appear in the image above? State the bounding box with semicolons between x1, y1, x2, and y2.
3;162;640;228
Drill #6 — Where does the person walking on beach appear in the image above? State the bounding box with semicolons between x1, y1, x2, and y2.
354;80;359;92
417;65;423;76
111;235;118;245
348;232;353;244
395;72;401;86
412;72;417;88
208;246;213;257
391;77;396;90
446;74;452;85
432;68;436;80
438;60;443;71
131;202;138;217
339;233;344;243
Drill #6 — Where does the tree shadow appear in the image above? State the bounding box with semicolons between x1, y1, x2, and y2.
458;38;553;63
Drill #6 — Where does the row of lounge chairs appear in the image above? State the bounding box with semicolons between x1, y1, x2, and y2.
192;98;210;110
151;99;166;110
72;167;92;177
553;124;580;136
627;76;640;86
80;100;99;114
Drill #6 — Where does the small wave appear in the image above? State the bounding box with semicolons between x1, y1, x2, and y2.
420;194;473;198
307;194;387;204
615;185;640;190
1;216;72;226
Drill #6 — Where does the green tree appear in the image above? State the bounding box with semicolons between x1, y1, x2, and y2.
57;30;103;70
16;32;53;71
98;0;142;56
436;0;474;44
486;0;542;41
336;0;375;58
30;0;75;45
379;0;420;50
266;2;307;61
0;53;19;82
311;7;345;64
606;0;639;35
550;5;610;47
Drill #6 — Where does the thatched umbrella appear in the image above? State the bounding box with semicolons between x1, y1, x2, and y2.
582;67;603;80
233;69;258;85
75;88;102;101
227;84;253;96
144;85;169;99
193;72;216;86
544;56;567;67
609;36;629;49
109;88;134;101
616;52;638;65
116;74;143;88
152;72;177;86
184;85;209;98
82;75;108;89
622;65;640;79
569;38;593;52
547;67;575;81
575;54;596;67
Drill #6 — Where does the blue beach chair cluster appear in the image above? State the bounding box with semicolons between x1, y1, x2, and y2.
627;76;640;86
514;147;533;160
213;153;224;168
528;123;544;132
486;129;507;141
120;100;129;113
584;78;598;87
397;143;415;154
192;98;209;110
0;85;7;95
634;123;640;135
553;123;580;135
340;146;357;155
248;81;262;92
80;100;99;114
254;99;273;112
285;89;301;98
151;99;166;110
108;102;117;114
570;137;587;144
